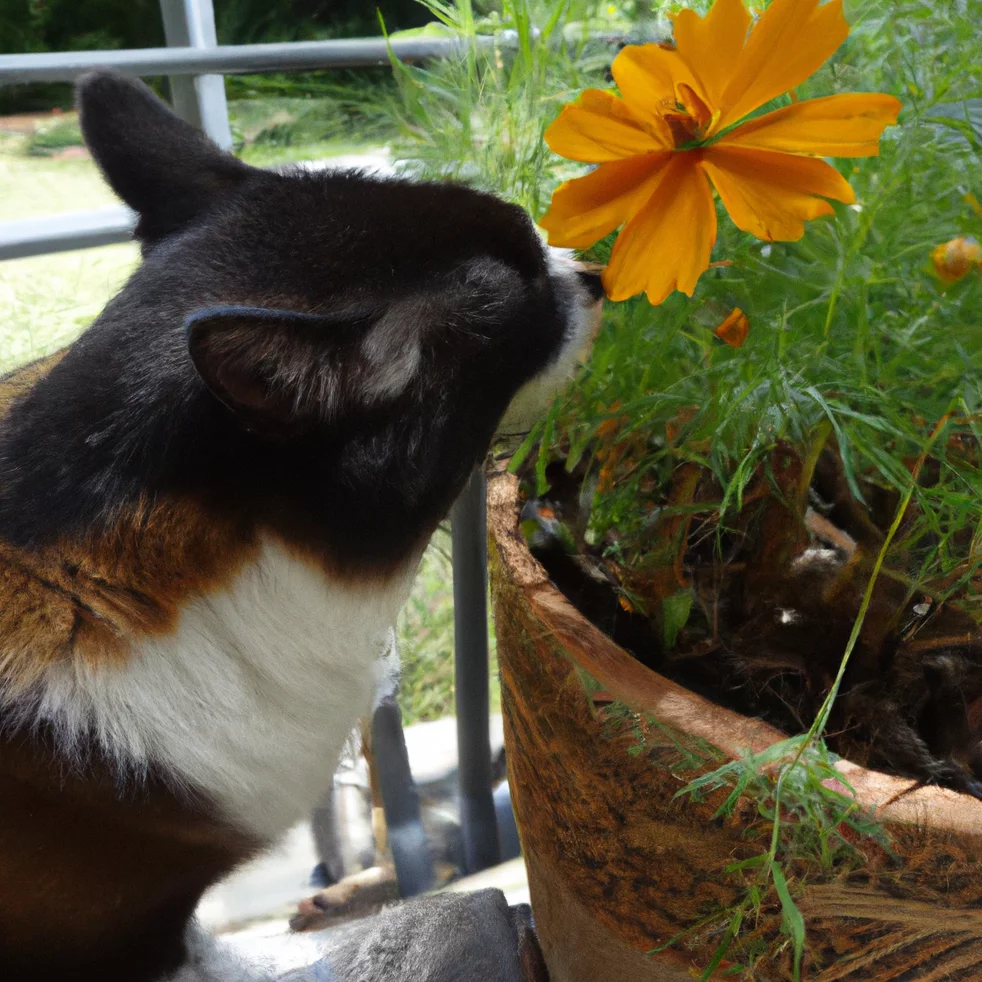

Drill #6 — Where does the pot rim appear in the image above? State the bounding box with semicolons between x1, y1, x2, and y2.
488;468;982;840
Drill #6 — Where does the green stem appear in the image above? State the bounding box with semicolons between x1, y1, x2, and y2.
459;0;477;146
822;247;848;341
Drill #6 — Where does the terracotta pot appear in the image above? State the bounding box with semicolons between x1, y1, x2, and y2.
487;470;982;981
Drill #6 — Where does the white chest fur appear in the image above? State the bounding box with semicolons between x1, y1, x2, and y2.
31;540;414;841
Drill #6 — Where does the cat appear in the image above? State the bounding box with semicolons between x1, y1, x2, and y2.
0;70;601;982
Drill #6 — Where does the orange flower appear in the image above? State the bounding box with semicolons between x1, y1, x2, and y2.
539;0;902;305
931;236;981;285
714;307;750;347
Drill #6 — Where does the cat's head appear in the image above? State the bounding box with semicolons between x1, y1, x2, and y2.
78;69;601;446
2;71;603;569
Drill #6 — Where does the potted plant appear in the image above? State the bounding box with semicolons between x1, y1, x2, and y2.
489;463;982;981
393;1;982;977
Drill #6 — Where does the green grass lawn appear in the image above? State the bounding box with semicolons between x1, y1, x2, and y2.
0;132;142;370
0;111;473;725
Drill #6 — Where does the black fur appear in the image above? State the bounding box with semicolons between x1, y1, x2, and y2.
0;71;579;575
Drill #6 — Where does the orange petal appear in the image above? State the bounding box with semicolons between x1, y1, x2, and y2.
544;88;671;163
717;0;850;130
720;93;902;157
539;152;674;249
603;152;717;305
672;0;752;109
713;307;750;348
702;145;854;241
611;44;702;124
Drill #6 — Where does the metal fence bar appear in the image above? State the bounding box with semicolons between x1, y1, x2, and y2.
159;0;232;149
0;206;136;261
451;467;501;876
0;36;490;85
372;697;436;898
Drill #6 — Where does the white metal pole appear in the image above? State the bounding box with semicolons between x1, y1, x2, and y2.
158;0;233;149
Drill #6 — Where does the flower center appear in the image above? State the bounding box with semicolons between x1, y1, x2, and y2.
660;83;719;148
663;109;701;147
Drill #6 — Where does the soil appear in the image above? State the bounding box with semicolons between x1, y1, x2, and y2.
518;444;982;798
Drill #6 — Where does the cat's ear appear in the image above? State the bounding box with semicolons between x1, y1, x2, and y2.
185;305;424;439
76;70;255;246
186;259;531;441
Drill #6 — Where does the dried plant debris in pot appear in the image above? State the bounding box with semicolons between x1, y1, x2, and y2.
518;440;982;798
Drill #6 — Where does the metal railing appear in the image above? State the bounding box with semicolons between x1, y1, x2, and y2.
0;0;500;886
0;206;136;260
0;36;482;85
0;8;501;259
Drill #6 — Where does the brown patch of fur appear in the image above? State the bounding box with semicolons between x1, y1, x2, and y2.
0;723;262;982
0;499;259;691
0;343;269;686
0;349;67;415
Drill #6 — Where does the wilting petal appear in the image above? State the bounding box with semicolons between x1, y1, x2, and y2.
721;93;902;157
718;0;850;130
931;237;982;284
603;152;717;305
539;152;674;249
672;0;752;109
544;88;672;163
611;44;703;126
713;307;750;348
702;145;854;241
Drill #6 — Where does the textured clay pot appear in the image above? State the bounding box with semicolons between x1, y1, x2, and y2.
488;469;982;981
